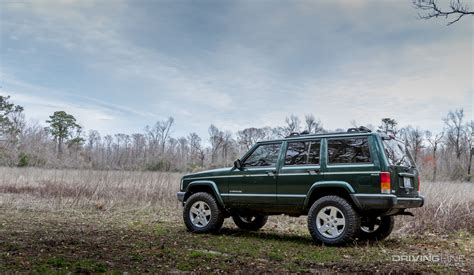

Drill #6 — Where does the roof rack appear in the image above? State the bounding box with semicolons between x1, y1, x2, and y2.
285;130;309;138
347;126;372;133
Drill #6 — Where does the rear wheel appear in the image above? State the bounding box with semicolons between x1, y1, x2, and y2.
358;216;394;241
232;214;268;231
183;192;225;233
307;195;360;246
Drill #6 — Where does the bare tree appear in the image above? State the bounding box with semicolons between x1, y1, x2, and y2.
87;130;101;150
188;132;205;167
221;131;234;164
237;127;268;150
209;124;224;164
466;121;473;180
444;109;465;159
131;133;146;161
274;115;302;138
3;94;474;180
144;116;174;156
401;126;424;163
413;0;474;25
176;137;189;169
379;118;398;135
145;124;160;154
285;115;301;134
304;114;324;134
426;130;444;181
160;117;174;152
154;117;174;153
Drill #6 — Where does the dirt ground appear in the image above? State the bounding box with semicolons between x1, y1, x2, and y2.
1;209;472;273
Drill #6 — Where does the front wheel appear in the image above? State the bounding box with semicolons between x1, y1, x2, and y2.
307;195;360;246
232;214;268;231
183;192;225;233
358;216;394;241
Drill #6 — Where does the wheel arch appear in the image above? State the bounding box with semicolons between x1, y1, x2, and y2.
303;181;359;211
184;180;225;208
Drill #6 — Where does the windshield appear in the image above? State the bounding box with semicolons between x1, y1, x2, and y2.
382;138;415;167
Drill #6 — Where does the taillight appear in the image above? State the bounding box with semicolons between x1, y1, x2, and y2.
380;172;391;194
418;175;421;192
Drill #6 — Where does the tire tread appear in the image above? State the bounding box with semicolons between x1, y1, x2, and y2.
307;195;360;246
183;192;225;233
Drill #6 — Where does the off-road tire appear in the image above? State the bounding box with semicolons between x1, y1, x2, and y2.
183;192;225;233
307;195;360;246
232;214;268;231
358;216;394;241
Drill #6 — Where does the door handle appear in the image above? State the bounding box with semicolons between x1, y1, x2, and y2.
267;170;276;176
307;169;320;175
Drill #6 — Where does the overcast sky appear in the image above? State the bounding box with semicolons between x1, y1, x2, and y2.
0;0;472;139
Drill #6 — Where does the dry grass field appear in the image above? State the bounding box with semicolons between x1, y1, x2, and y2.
1;167;473;273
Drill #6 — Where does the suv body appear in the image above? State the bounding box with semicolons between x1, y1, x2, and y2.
177;129;424;245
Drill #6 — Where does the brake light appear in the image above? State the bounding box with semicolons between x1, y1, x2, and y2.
380;172;391;194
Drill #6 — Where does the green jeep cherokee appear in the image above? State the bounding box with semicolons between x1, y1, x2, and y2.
177;127;424;245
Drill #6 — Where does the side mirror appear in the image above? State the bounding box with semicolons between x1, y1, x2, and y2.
233;159;243;170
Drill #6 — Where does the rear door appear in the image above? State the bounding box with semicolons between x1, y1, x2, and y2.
277;139;324;208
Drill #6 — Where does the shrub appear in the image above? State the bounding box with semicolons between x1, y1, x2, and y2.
17;153;29;167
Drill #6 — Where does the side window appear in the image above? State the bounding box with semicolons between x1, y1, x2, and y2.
243;143;281;167
285;140;321;166
327;137;371;164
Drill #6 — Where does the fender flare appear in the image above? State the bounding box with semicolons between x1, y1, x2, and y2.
185;180;225;208
303;181;356;210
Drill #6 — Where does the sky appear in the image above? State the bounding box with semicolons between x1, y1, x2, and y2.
0;0;472;139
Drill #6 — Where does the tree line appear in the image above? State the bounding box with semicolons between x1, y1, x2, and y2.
0;95;472;181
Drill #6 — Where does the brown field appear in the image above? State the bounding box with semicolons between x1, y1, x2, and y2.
1;167;473;273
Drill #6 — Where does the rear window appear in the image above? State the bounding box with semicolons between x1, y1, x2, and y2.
382;138;415;167
327;137;371;164
285;140;321;166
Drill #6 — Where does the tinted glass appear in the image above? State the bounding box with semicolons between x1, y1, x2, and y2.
383;138;415;167
285;140;321;166
244;143;281;167
327;137;371;164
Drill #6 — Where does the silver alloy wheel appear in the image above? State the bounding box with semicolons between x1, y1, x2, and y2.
239;215;256;223
361;217;381;233
316;206;346;239
189;201;211;228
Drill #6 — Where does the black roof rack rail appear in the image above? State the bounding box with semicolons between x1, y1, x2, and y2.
347;126;372;133
285;130;310;138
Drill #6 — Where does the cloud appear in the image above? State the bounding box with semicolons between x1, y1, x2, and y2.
0;0;471;139
2;91;116;131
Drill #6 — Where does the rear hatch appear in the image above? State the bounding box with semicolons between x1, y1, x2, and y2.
382;137;419;197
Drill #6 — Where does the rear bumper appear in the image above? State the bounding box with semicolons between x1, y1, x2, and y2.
177;192;185;203
351;194;424;210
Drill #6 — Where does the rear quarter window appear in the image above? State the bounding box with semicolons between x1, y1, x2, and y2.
327;137;371;164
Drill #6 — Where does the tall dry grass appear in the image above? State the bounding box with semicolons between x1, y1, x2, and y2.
0;167;472;234
0;167;182;211
397;180;474;234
